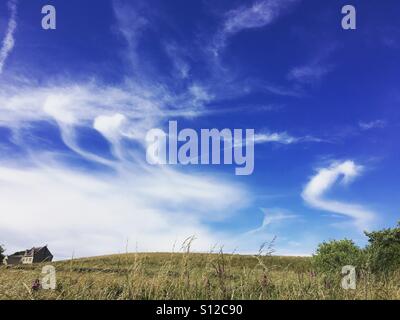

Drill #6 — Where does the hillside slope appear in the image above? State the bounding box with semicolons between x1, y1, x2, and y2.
0;252;398;300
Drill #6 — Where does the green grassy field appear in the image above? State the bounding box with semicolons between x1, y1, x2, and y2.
1;249;400;300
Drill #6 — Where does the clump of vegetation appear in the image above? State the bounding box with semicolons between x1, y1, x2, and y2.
0;245;4;265
312;239;363;274
312;222;400;277
364;222;400;274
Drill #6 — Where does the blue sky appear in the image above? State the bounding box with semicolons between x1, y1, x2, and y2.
0;0;399;258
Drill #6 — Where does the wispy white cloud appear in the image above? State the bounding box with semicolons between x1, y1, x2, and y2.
0;163;249;259
224;0;297;35
0;0;18;74
164;43;191;79
359;120;386;130
302;160;376;230
0;78;253;258
264;84;303;97
288;64;331;84
247;208;298;234
112;0;148;72
212;0;298;56
255;132;323;145
288;46;336;85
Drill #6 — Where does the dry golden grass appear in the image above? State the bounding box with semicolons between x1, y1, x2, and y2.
1;249;400;300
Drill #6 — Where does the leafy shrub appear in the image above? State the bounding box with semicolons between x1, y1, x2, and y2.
364;222;400;274
312;239;363;274
0;245;4;264
313;222;400;275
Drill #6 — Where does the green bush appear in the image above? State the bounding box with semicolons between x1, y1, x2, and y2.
313;222;400;275
312;239;363;274
364;222;400;274
0;245;4;264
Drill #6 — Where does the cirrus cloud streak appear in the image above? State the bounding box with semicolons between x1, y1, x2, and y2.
302;160;376;230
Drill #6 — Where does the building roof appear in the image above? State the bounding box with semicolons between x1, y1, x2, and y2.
8;251;25;257
8;245;52;258
24;246;51;257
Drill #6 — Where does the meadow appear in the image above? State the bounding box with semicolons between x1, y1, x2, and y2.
1;243;400;300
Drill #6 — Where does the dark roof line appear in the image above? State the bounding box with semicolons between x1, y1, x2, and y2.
9;245;50;257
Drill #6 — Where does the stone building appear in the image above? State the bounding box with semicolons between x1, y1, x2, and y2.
3;246;53;266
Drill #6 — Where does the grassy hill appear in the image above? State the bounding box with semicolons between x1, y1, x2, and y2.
0;252;399;300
